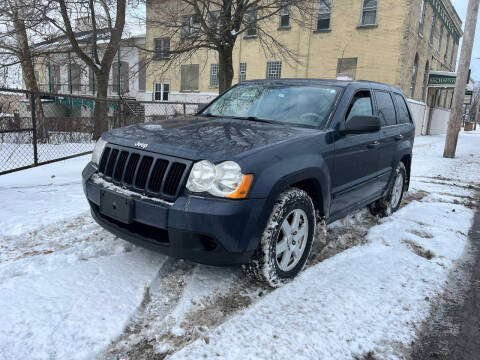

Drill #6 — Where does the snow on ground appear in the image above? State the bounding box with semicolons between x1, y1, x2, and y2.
0;155;91;236
0;131;479;360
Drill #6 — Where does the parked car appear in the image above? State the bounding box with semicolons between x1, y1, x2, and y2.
82;79;415;287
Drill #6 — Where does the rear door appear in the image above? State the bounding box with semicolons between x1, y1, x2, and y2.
374;90;400;191
331;89;381;215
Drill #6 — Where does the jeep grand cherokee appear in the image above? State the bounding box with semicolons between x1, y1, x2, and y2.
82;79;414;287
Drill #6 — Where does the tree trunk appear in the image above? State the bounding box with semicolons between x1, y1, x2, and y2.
443;0;479;158
93;72;109;139
13;14;47;140
218;45;234;94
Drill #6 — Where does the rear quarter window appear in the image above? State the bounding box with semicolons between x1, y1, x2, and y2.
374;91;397;126
392;94;412;124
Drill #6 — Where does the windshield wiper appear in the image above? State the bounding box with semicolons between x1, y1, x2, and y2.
230;116;275;124
199;113;218;117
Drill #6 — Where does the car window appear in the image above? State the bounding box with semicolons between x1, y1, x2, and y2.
345;91;373;122
392;94;411;124
201;83;341;127
375;91;397;126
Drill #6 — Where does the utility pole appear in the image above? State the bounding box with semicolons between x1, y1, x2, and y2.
443;0;479;158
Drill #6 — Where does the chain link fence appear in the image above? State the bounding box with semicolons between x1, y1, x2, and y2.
0;88;204;175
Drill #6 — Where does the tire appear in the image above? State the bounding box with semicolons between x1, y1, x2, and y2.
369;161;407;217
243;188;317;287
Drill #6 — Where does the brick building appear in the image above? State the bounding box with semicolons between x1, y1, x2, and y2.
145;0;462;106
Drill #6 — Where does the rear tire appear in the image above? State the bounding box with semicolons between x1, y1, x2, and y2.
243;188;316;287
369;162;406;217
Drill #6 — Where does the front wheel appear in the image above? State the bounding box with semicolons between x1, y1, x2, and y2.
369;162;406;217
243;188;317;287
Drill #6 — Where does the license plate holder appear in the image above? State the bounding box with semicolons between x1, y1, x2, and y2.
100;189;133;224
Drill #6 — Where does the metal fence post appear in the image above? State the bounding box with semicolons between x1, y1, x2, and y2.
183;103;186;115
30;93;38;166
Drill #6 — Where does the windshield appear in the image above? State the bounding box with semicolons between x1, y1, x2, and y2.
201;83;341;127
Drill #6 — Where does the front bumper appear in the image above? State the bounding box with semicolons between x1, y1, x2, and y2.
83;162;267;266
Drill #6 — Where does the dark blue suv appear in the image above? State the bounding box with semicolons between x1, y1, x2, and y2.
82;79;414;286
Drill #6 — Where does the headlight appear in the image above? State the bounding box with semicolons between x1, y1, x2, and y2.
186;160;253;199
91;138;107;165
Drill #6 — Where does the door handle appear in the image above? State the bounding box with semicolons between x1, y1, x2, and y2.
395;134;404;141
368;140;380;149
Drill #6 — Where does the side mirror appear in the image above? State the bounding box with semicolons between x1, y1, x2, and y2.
340;116;381;135
196;103;209;114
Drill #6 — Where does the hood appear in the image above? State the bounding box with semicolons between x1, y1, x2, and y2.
103;116;319;162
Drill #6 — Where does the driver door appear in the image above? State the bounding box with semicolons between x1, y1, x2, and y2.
331;90;381;215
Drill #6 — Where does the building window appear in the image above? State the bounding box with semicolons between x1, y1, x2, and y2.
443;89;449;108
239;62;247;82
210;63;219;87
316;0;331;30
48;64;60;93
444;34;450;61
336;58;357;80
429;15;435;44
182;14;201;37
418;0;425;35
266;61;282;80
450;41;456;64
410;54;419;98
138;61;146;91
210;11;219;30
422;60;429;101
245;8;257;37
154;83;169;101
154;38;170;60
70;63;82;92
437;25;443;52
180;64;199;91
279;4;290;28
112;61;129;94
361;0;377;26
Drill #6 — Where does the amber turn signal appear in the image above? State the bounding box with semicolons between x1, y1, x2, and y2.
225;174;254;199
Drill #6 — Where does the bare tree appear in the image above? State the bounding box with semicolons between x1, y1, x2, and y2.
0;0;50;138
143;0;317;93
0;0;45;92
44;0;127;138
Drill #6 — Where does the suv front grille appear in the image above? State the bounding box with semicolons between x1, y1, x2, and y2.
98;144;191;201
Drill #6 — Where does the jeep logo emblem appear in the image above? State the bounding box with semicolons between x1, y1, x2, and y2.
135;142;148;149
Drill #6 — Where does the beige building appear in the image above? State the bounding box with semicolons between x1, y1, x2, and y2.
145;0;462;107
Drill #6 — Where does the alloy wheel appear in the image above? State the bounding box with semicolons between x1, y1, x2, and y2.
275;209;309;272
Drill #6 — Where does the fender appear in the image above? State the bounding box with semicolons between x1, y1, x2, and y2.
244;152;332;251
382;140;413;196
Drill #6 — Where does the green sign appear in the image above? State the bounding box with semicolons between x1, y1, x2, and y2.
428;73;456;87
